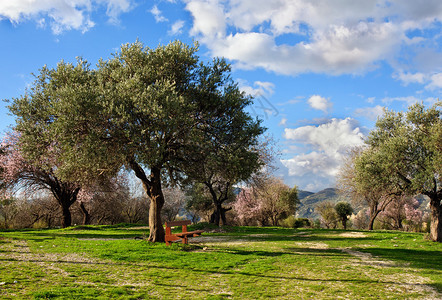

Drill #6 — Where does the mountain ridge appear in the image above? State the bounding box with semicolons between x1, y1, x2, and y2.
297;188;349;219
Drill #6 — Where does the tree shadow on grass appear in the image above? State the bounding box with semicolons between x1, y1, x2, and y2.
360;247;442;292
0;255;403;286
1;246;439;297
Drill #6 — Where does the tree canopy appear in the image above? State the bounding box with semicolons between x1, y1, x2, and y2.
335;201;353;230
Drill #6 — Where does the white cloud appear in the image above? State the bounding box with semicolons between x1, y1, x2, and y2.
281;118;365;191
184;0;442;76
354;105;385;121
0;0;132;34
284;118;365;155
393;71;426;85
278;117;287;126
238;80;275;97
307;95;332;113
366;97;375;104
186;0;225;38
238;80;278;120
150;5;167;23
382;96;421;106
426;73;442;90
101;0;132;24
169;19;185;35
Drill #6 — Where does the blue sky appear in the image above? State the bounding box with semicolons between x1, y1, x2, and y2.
1;0;441;192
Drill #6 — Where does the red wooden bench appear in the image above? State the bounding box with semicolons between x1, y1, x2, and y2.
164;220;204;246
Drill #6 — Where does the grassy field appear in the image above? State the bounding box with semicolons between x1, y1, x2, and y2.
0;224;441;299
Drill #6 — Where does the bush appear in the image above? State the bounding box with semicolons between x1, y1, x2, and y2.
280;216;311;228
294;218;311;228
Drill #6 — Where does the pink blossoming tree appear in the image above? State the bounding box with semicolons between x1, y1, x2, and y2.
0;131;81;228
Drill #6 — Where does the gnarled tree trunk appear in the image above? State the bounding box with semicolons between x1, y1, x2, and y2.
207;182;231;226
430;196;442;242
79;202;91;225
148;167;165;242
52;185;80;228
61;204;72;228
129;160;165;242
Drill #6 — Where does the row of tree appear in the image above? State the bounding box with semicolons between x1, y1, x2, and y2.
1;172;301;229
0;40;270;242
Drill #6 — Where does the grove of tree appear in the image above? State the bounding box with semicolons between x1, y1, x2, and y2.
340;102;441;241
7;40;265;242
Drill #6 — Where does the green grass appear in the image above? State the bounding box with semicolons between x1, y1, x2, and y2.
1;225;441;299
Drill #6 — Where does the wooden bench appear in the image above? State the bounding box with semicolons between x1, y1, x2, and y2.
164;220;204;246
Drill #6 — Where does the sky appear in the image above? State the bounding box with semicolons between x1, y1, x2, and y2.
0;0;441;192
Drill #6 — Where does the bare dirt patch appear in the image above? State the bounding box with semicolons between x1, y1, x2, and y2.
340;247;440;299
295;242;329;249
122;226;149;230
341;248;397;267
339;232;368;238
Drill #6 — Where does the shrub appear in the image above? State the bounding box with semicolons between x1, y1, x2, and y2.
280;216;311;228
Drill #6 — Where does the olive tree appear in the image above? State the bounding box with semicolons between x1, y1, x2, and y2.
337;147;394;230
354;102;441;241
335;201;353;230
315;201;338;229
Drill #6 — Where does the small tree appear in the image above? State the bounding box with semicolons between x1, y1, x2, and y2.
233;177;299;226
316;201;338;229
335;201;353;230
337;147;394;230
185;183;215;223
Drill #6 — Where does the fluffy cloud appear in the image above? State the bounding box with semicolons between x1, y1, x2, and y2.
426;73;442;90
186;0;225;38
354;105;385;121
238;80;275;97
0;0;132;33
281;118;365;191
184;0;442;76
169;20;185;35
307;95;332;113
150;5;168;23
393;71;426;85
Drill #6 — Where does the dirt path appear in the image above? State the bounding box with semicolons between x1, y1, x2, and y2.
340;247;440;299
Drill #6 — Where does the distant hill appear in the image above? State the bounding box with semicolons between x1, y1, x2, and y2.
295;188;431;220
296;188;350;219
298;190;314;200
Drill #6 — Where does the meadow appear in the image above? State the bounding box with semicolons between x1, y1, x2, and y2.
0;224;441;299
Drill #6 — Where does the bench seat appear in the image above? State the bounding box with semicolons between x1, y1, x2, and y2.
165;220;204;245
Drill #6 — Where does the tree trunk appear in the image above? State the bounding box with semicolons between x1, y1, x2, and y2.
61;203;72;228
430;196;442;242
147;167;165;242
206;182;230;226
210;203;229;226
368;204;381;231
342;217;347;230
79;202;91;225
129;161;165;242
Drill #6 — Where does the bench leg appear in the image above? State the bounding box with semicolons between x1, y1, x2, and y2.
182;236;188;244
